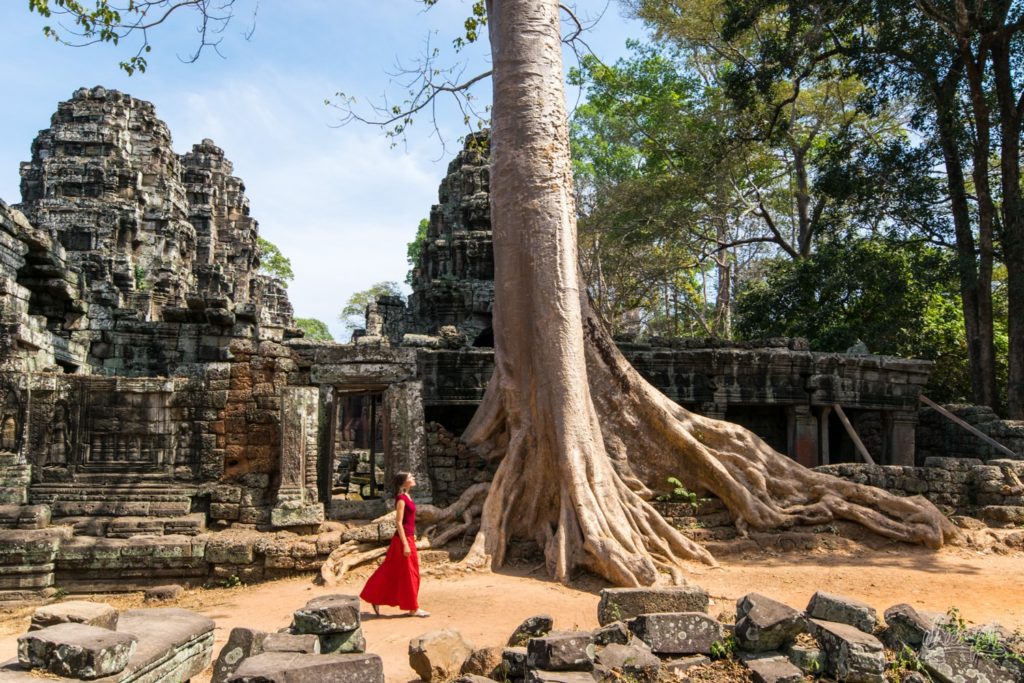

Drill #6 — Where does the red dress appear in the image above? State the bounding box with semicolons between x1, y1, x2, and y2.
360;493;419;611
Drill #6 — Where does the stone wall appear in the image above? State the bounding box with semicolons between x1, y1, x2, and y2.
424;422;496;507
817;457;1024;524
916;404;1024;463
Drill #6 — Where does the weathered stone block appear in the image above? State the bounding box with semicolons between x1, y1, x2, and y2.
785;643;826;674
409;629;475;683
594;642;660;682
734;593;805;652
628;613;725;655
742;654;804;683
498;647;528;680
227;651;384;682
883;604;934;647
144;584;184;602
807;618;885;683
526;632;594;672
262;633;320;654
319;628;366;654
30;601;118;631
508;614;554;646
460;646;505;678
291;594;360;634
18;622;137;680
920;640;1022;683
525;671;597;683
592;621;629;646
598;585;709;625
806;591;878;633
213;627;269;683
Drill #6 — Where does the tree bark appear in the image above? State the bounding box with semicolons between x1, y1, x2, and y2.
932;67;998;410
990;35;1024;418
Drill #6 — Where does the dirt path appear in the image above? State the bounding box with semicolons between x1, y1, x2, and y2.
1;546;1021;683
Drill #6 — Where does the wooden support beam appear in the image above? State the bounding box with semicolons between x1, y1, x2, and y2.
919;394;1018;459
833;404;875;465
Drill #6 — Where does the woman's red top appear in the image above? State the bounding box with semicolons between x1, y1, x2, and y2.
397;493;416;537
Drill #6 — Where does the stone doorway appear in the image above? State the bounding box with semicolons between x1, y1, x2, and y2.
330;390;386;500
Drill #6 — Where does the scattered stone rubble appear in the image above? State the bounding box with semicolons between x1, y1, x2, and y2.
211;593;381;683
5;584;1022;682
407;586;1024;683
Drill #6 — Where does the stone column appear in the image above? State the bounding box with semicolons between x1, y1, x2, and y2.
271;386;324;528
787;405;819;468
383;381;432;504
886;409;917;466
818;405;832;465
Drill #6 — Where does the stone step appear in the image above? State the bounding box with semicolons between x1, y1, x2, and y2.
60;514;206;538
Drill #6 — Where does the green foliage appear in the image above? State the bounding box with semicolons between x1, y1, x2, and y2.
709;635;736;660
340;281;404;335
889;644;926;679
257;237;295;284
656;477;699;504
938;606;1024;668
294;318;333;342
406;218;429;285
734;238;983;402
221;574;243;589
133;264;147;291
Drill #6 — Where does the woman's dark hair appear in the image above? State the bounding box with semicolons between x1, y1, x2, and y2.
392;471;411;495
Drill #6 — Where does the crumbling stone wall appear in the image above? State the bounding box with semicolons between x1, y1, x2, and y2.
424;422;496;506
818;457;1024;524
916;404;1024;463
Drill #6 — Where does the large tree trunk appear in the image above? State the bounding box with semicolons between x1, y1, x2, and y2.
991;36;1024;418
933;65;997;409
454;0;956;586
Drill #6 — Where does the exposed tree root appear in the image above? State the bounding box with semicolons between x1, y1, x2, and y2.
319;483;490;585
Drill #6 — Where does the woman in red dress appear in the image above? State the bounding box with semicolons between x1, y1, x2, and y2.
360;471;430;617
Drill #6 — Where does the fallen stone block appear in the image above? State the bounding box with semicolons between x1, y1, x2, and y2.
319;628;365;654
594;642;660;683
498;647;528;679
144;585;184;602
227;651;383;682
734;593;805;652
460;646;504;678
742;654;804;683
598;586;708;625
508;614;554;646
213;627;268;683
592;621;629;646
807;618;886;683
30;601;118;632
526;632;594;672
920;639;1023;683
18;622;137;680
785;643;825;675
806;591;878;634
116;607;215;683
409;629;474;682
883;604;934;647
453;676;500;683
291;594;360;634
262;633;320;654
628;612;725;655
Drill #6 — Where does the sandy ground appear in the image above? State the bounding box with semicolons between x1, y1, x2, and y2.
1;545;1022;683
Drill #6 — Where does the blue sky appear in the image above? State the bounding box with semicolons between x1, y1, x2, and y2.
0;2;646;340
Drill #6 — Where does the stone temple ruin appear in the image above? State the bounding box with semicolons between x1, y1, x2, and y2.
0;87;1022;602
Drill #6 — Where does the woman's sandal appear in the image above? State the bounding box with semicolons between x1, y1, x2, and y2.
409;609;430;618
372;604;380;616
